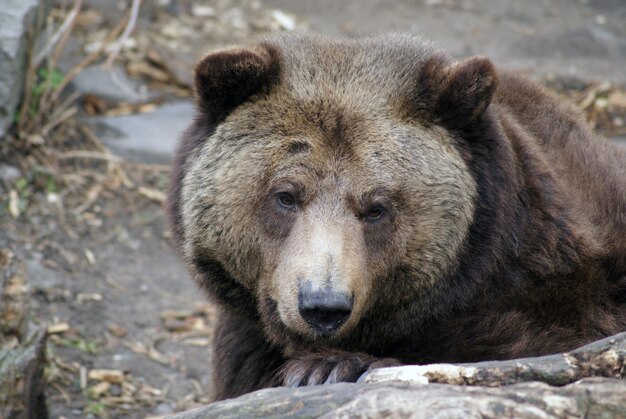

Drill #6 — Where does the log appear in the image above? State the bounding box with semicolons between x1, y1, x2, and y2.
0;249;48;418
169;378;626;419
0;327;48;419
363;331;626;386
169;331;626;418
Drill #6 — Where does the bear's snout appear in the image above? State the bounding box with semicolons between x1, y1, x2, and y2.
298;283;353;336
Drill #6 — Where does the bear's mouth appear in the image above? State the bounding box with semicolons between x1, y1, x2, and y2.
260;295;355;345
299;307;351;336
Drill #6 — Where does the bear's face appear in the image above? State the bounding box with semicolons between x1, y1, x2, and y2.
178;34;496;346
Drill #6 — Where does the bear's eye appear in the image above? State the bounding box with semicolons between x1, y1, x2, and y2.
363;205;386;222
276;192;297;210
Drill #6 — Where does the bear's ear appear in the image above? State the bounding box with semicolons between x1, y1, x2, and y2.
193;45;280;122
420;56;498;131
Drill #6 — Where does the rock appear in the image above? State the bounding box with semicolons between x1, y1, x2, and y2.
71;65;154;103
0;164;21;182
613;136;626;147
0;0;48;139
154;403;174;416
89;100;195;163
169;379;626;418
169;332;626;418
25;259;67;290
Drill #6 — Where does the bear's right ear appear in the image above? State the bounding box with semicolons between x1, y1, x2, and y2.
193;45;280;123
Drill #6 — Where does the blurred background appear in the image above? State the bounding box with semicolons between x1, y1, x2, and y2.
0;0;624;418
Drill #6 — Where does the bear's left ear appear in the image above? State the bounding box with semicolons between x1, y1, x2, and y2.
193;44;280;123
421;56;498;131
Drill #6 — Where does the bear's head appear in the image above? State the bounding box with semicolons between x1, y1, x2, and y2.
171;34;498;348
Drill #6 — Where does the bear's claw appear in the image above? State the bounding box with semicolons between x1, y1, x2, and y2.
282;351;399;387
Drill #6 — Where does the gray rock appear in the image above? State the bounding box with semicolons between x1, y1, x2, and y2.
154;403;175;416
169;379;626;419
0;164;20;181
0;0;47;139
612;136;626;148
89;101;195;163
26;259;68;290
72;65;155;103
170;332;626;418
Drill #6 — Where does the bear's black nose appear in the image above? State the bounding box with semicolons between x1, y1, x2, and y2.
298;287;353;335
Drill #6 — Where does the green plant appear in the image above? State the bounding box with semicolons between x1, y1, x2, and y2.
55;337;99;355
85;401;107;416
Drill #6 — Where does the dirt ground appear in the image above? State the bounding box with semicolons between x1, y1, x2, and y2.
1;0;625;418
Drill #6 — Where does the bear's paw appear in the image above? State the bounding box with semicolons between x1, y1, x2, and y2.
281;350;400;387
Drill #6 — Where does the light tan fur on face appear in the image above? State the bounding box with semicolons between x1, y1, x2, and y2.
272;206;368;338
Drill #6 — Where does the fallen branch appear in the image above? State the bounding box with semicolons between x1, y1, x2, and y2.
56;150;123;163
34;0;82;67
104;0;145;99
0;327;48;418
104;0;142;68
362;331;626;386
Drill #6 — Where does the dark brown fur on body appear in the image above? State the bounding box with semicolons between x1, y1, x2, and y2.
166;33;626;400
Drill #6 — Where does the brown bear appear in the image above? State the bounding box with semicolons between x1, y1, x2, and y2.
166;33;626;401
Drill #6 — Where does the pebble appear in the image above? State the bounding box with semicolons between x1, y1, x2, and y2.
0;163;20;181
154;403;174;415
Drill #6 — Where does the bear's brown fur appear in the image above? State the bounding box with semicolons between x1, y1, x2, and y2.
166;33;626;401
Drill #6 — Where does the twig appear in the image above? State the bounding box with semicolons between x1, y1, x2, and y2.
41;106;77;136
56;150;124;163
16;21;36;134
34;0;82;67
76;125;134;188
50;10;130;105
60;171;106;186
104;0;147;100
124;162;171;172
42;90;81;134
76;124;119;176
105;0;142;68
108;65;148;101
30;147;54;170
49;0;83;68
51;382;71;404
25;0;83;136
79;125;134;187
190;379;206;398
137;186;166;203
104;276;127;292
151;284;202;305
72;183;103;215
577;82;612;111
51;197;80;240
